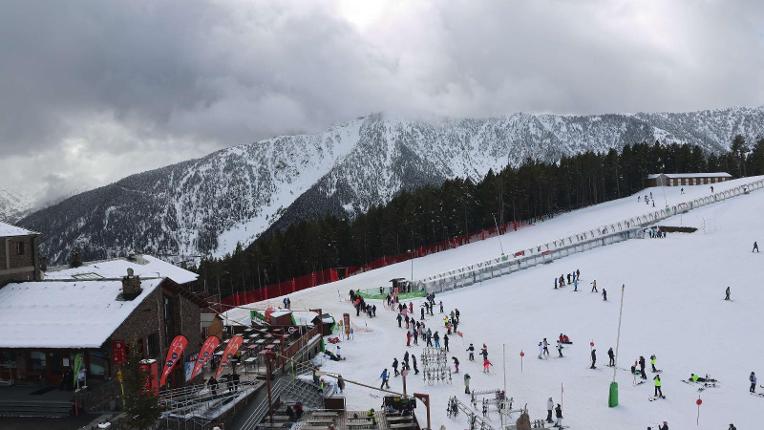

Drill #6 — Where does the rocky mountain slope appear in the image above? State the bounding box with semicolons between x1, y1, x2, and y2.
0;189;31;224
19;107;764;263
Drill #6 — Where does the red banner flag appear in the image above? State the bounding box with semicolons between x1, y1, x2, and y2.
214;335;244;380
189;336;220;381
160;335;189;387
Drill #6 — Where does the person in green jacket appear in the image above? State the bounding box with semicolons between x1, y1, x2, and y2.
650;354;658;372
653;375;664;398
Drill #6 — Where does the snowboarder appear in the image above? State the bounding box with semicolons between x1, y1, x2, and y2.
725;286;731;301
380;369;390;389
452;357;460;373
482;357;493;373
750;371;757;393
554;403;563;427
444;334;450;352
753;241;760;253
412;355;419;375
466;343;475;361
650;354;658;372
590;348;597;369
546;397;554;423
653;375;664;398
607;347;615;367
392;358;399;376
591;279;598;293
543;338;550;357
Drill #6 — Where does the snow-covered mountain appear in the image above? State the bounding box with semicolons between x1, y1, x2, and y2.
19;107;764;263
0;188;31;223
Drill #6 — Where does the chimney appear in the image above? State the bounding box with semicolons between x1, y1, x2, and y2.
121;268;142;300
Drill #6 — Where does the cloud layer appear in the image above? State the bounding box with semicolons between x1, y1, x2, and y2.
1;0;762;205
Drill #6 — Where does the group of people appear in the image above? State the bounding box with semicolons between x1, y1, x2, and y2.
554;269;581;289
349;289;377;318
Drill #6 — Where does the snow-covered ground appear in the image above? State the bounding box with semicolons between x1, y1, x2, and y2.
233;175;764;429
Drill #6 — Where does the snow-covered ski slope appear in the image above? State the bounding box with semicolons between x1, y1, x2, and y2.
234;175;764;429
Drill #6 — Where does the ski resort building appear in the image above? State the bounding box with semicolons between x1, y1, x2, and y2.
0;271;206;414
0;221;41;286
646;172;732;187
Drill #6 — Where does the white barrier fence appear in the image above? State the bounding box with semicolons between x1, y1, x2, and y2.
421;178;764;294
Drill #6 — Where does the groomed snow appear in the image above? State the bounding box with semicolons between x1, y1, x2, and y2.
236;175;764;430
45;254;198;285
0;278;163;349
0;220;37;237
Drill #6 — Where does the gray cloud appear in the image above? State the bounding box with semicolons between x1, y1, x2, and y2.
0;0;762;204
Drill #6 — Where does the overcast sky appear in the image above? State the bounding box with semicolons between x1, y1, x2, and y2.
1;0;762;205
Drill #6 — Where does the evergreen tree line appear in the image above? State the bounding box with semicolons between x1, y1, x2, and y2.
197;137;764;298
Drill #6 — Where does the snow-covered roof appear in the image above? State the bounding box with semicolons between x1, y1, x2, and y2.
0;221;37;238
45;254;198;285
647;172;732;179
0;278;163;349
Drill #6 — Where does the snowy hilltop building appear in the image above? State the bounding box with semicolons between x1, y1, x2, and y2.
646;172;732;187
0;221;41;285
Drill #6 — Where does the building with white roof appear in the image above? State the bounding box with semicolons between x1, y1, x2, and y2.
45;254;199;286
0;221;41;285
646;172;732;187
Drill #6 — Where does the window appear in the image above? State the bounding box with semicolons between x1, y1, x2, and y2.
15;241;25;256
89;351;107;377
147;333;161;359
30;351;46;371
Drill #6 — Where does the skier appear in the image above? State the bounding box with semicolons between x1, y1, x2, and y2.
482;357;493;373
729;424;737;430
439;301;444;313
573;277;578;292
650;354;658;372
725;286;731;301
554;403;563;428
433;331;441;348
590;348;597;369
658;421;669;430
466;343;475;361
421;307;425;320
566;273;571;285
576;269;580;279
546;397;554;423
591;279;598;293
464;373;471;394
452;357;460;373
396;313;403;328
392;358;399;376
412;355;419;375
639;356;647;377
753;241;760;252
380;369;390;389
603;288;608;301
750;371;757;393
455;308;460;321
480;344;488;360
537;341;544;359
543;338;550;357
554;277;558;289
607;347;615;367
653;375;664;398
556;341;563;358
444;334;450;352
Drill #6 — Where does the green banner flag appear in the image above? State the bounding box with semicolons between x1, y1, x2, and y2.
72;352;84;386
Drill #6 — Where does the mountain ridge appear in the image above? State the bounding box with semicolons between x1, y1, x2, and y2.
18;107;764;263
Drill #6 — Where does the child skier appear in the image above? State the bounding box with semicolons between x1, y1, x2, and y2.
466;343;475;361
650;354;658;372
653;375;664;398
590;348;597;369
483;358;493;373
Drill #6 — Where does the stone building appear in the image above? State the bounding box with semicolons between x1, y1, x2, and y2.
0;271;206;393
0;221;41;285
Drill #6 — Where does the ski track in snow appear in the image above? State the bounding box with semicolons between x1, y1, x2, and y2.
230;175;764;429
